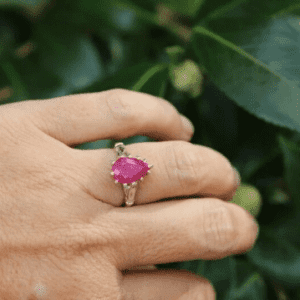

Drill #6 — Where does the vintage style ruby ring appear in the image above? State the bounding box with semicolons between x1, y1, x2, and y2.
111;142;153;207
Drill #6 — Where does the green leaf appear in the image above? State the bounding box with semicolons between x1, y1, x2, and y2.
0;19;16;59
159;0;205;17
191;16;300;133
132;64;167;91
247;226;300;289
278;133;300;209
5;52;65;101
233;260;267;300
231;124;280;182
201;257;237;300
194;0;243;23
74;139;112;150
0;0;46;9
195;0;300;24
1;59;30;101
59;0;156;34
78;62;163;94
31;22;104;94
132;63;169;97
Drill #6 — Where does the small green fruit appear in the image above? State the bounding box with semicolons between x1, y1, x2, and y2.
230;183;262;217
169;59;203;98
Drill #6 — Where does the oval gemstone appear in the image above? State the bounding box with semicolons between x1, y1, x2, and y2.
112;157;150;184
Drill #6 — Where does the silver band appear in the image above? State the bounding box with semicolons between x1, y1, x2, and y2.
111;142;153;207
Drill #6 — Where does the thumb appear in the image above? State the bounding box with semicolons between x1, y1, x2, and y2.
121;269;216;300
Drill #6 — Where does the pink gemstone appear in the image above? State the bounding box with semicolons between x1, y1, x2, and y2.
112;157;150;184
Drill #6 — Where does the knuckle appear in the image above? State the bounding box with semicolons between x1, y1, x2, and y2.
201;199;238;253
166;141;201;192
105;89;139;125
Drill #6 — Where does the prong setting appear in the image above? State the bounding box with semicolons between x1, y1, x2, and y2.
112;142;154;206
123;183;130;189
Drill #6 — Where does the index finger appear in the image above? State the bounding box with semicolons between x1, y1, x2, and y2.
10;89;194;146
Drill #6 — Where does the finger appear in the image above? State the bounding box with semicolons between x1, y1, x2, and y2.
106;198;259;270
14;89;194;146
121;269;215;300
74;141;240;207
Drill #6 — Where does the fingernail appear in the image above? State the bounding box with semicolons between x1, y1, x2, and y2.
180;114;194;141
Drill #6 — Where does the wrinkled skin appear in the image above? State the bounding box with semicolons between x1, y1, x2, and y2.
0;89;259;299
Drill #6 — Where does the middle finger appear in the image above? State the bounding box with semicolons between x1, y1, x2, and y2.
74;140;240;207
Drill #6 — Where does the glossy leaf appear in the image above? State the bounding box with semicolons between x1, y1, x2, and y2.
192;16;300;133
0;0;46;9
278;133;300;209
160;0;205;17
31;22;104;94
77;62;166;95
194;0;241;23
0;59;30;101
63;0;156;34
195;0;300;25
247;226;300;289
233;259;267;300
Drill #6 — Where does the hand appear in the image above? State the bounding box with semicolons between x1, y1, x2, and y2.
0;89;259;300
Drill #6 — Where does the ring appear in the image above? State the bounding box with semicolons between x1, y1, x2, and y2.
110;142;153;207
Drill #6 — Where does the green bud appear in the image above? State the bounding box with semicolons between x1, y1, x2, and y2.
230;183;262;217
169;59;203;98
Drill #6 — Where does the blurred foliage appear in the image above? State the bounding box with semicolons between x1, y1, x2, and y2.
1;0;300;298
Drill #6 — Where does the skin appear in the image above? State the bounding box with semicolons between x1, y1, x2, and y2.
0;89;259;299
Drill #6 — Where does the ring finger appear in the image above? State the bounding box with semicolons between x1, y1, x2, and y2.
75;140;240;207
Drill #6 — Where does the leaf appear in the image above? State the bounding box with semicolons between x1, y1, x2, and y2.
191;16;300;133
132;63;168;93
0;17;17;59
195;0;300;25
194;0;245;23
31;22;104;95
59;0;156;34
77;62;164;94
278;133;300;209
247;226;300;289
233;259;267;300
159;0;205;17
0;0;46;9
1;20;105;101
200;257;237;300
74;139;112;150
1;59;30;101
231;124;279;182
